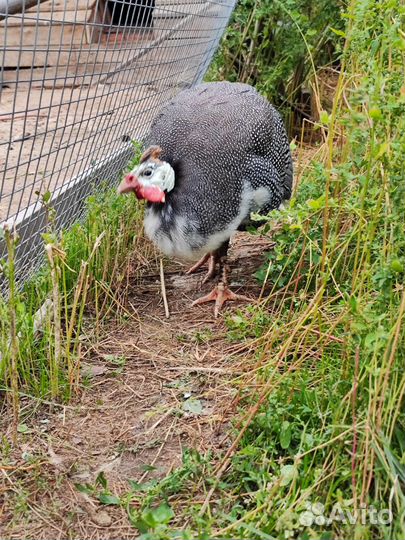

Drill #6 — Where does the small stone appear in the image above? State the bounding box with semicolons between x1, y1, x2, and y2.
91;510;112;527
81;363;108;377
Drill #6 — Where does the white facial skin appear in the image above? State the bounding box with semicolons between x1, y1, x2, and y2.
118;158;175;203
134;160;175;193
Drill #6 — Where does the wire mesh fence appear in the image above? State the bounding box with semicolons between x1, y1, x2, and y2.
0;0;235;290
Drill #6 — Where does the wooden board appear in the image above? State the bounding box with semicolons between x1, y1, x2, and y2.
26;0;94;12
0;21;85;47
23;0;200;11
1;62;123;87
1;38;152;70
0;10;89;26
1;49;71;68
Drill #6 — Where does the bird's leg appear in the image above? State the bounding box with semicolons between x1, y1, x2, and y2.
187;240;228;280
186;253;218;283
191;244;251;318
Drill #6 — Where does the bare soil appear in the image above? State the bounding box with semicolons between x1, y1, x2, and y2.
0;231;272;539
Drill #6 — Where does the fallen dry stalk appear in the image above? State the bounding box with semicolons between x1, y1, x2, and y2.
160;258;170;318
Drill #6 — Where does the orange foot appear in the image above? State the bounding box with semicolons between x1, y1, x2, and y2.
186;253;217;283
192;282;251;318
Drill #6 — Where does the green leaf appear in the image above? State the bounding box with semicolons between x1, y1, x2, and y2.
74;483;94;495
289;140;297;151
41;232;56;244
307;196;325;210
394;426;405;454
141;464;157;472
132;518;149;534
128;479;143;491
150;503;174;524
280;421;292;449
128;479;157;492
96;471;108;489
329;26;346;38
254;267;269;283
364;333;376;349
17;423;29;433
369;108;383;121
98;493;120;505
302;432;314;448
183;398;203;415
319;110;330;125
391;259;404;273
230;315;245;326
134;504;174;531
139;510;157;529
280;464;298;486
42;190;52;204
127;506;145;529
374;142;388;161
348;295;357;313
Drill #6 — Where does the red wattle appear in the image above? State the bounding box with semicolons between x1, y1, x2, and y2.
140;185;165;203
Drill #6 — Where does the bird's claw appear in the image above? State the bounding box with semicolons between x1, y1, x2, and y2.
191;282;251;318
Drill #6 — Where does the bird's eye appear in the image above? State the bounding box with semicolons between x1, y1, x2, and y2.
143;168;153;178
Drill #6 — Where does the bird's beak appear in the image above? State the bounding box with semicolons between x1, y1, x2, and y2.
117;173;165;203
117;173;138;194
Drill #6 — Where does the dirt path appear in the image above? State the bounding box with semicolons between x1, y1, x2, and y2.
0;232;272;539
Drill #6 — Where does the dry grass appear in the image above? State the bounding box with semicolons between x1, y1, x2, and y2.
0;231;273;539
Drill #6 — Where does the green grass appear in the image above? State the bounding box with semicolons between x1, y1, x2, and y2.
0;148;146;438
205;0;344;131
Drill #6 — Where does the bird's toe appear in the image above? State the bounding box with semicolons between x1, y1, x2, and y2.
191;282;252;318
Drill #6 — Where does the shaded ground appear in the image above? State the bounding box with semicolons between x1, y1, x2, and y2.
0;231;273;539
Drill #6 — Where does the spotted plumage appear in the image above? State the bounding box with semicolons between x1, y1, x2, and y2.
141;81;293;259
118;81;293;316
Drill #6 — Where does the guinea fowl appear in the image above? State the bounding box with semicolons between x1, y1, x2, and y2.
118;82;293;316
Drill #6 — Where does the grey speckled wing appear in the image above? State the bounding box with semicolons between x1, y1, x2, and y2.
143;82;293;259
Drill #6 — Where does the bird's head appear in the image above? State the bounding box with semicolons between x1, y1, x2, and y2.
118;146;175;204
